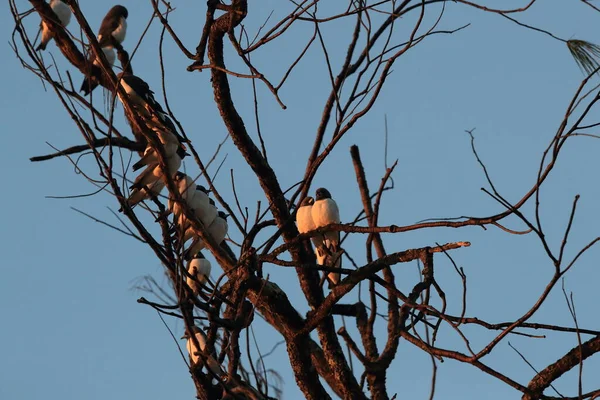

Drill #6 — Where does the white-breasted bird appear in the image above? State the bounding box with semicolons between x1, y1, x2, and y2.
186;252;212;294
132;127;185;171
182;326;223;377
167;172;196;218
80;46;116;95
79;6;127;94
36;0;72;51
180;186;216;236
311;187;342;284
296;196;326;251
184;211;228;260
97;5;128;49
169;183;216;232
120;147;186;211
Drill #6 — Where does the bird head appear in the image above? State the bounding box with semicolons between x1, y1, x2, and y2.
174;171;186;182
315;188;332;200
196;185;208;194
300;196;314;207
111;5;129;19
176;146;189;159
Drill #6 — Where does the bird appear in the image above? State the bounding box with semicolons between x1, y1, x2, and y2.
115;72;182;130
80;46;116;95
169;182;217;240
179;186;216;233
79;6;128;94
192;190;217;227
97;5;128;49
182;326;223;377
132;127;185;172
186;252;212;294
311;187;342;285
178;201;218;244
296;196;326;251
36;0;72;51
184;211;228;260
167;172;196;217
120;147;187;211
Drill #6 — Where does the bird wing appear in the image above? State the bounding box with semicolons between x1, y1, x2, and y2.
132;147;158;171
296;206;316;233
196;204;217;227
324;199;340;224
130;164;161;190
98;13;122;46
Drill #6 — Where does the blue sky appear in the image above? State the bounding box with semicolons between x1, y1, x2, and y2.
2;1;600;399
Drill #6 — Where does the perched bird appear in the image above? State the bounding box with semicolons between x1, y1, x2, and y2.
192;190;217;227
36;0;72;51
167;173;196;217
115;72;182;132
80;47;116;95
97;5;128;48
120;147;186;211
132;127;184;172
79;6;128;94
115;72;158;111
184;211;229;260
178;202;218;244
169;183;218;248
296;196;325;251
186;252;212;294
181;186;216;233
182;326;223;377
311;188;342;284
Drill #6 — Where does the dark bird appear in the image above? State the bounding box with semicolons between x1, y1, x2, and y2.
115;72;185;140
80;6;128;94
36;0;71;51
97;5;128;48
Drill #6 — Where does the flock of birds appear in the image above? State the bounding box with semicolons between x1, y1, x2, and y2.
36;0;344;378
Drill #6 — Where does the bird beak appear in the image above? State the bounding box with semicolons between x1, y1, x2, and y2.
181;334;188;339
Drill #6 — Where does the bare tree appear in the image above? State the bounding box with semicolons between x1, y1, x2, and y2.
9;1;600;399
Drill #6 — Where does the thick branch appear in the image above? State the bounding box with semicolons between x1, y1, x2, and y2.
524;335;600;400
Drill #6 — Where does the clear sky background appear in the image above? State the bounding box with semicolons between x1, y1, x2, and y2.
2;1;600;399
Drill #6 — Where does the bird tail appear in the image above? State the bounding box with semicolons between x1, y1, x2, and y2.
207;356;225;378
36;40;48;51
118;199;136;213
124;189;144;209
37;25;50;51
324;231;340;252
80;77;98;95
131;155;156;172
326;250;343;287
